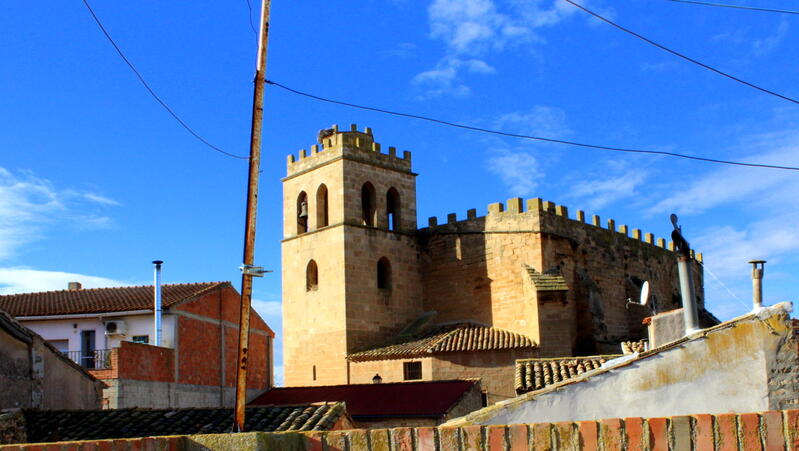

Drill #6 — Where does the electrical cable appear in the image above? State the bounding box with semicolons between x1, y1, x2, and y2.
81;0;249;160
265;80;799;171
562;0;799;106
665;0;799;15
696;260;751;312
244;0;259;39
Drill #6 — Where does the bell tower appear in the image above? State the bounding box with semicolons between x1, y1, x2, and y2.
281;125;422;386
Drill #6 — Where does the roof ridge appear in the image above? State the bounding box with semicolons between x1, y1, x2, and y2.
0;281;230;298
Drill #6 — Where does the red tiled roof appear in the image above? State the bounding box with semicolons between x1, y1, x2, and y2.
515;355;621;393
348;323;536;362
249;380;478;418
0;282;230;317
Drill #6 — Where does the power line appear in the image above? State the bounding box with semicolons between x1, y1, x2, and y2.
665;0;799;15
80;0;249;160
562;0;799;106
244;0;259;39
265;79;799;171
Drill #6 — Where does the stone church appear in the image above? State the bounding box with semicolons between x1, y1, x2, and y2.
281;125;704;402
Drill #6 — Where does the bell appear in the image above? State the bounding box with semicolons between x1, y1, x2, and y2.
298;201;308;218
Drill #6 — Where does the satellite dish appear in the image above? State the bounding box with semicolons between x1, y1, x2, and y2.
670;213;679;229
640;281;650;306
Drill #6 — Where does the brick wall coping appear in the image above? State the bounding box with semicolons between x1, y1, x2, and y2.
1;409;797;450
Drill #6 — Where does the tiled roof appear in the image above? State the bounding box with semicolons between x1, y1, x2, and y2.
21;403;347;443
525;266;568;291
0;282;229;317
621;340;647;354
348;322;536;362
515;355;621;393
249;380;477;419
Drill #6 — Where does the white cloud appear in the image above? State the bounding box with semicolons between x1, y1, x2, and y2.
0;267;131;295
487;148;542;196
418;0;579;97
648;135;799;215
252;298;281;320
82;193;121;206
412;57;495;98
569;169;648;210
493;106;570;137
0;167;118;260
273;364;284;387
752;19;789;57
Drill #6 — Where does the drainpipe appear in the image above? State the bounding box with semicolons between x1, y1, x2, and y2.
748;260;766;311
153;260;164;347
670;214;699;335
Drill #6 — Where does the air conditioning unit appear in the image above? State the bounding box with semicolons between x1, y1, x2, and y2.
104;320;127;336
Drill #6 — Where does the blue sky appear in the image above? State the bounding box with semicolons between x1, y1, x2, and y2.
1;1;797;385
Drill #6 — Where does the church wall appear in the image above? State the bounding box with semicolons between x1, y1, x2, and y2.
340;158;423;354
282;157;349;387
418;200;544;340
430;349;539;405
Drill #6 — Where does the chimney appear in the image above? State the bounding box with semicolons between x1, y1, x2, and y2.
670;214;699;335
749;260;766;311
153;260;164;347
68;282;82;291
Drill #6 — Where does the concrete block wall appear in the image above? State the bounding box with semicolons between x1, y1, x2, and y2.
2;410;798;449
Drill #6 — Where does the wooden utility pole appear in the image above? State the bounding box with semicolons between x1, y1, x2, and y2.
234;0;271;432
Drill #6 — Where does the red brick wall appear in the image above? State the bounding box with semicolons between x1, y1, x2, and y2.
177;315;222;386
174;286;272;390
116;341;174;383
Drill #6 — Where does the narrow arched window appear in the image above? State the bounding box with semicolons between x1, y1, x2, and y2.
306;260;318;291
377;257;391;290
361;182;376;227
316;184;328;228
386;188;401;231
297;191;308;234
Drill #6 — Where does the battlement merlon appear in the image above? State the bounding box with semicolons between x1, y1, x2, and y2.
285;124;413;179
421;196;704;262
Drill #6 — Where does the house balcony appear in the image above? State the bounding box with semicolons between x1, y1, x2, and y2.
64;349;112;370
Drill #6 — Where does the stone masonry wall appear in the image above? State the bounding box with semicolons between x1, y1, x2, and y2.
769;319;799;411
282;126;422;387
421;197;704;357
3;410;797;449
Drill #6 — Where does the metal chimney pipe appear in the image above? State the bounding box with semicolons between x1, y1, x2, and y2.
153;260;164;347
677;254;700;333
748;260;766;311
670;214;699;335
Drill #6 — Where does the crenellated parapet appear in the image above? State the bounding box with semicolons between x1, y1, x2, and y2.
423;197;703;262
285;124;413;178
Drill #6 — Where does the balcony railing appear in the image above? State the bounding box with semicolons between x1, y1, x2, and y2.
64;349;112;370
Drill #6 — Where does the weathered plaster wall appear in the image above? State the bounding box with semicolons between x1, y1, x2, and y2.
0;333;33;409
1;324;102;410
448;305;794;426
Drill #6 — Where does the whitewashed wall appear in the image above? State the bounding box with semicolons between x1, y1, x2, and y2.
22;313;177;353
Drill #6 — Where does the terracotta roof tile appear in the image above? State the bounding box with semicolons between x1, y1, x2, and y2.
0;282;229;317
21;403;347;443
514;355;621;393
525;266;568;291
348;323;536;362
